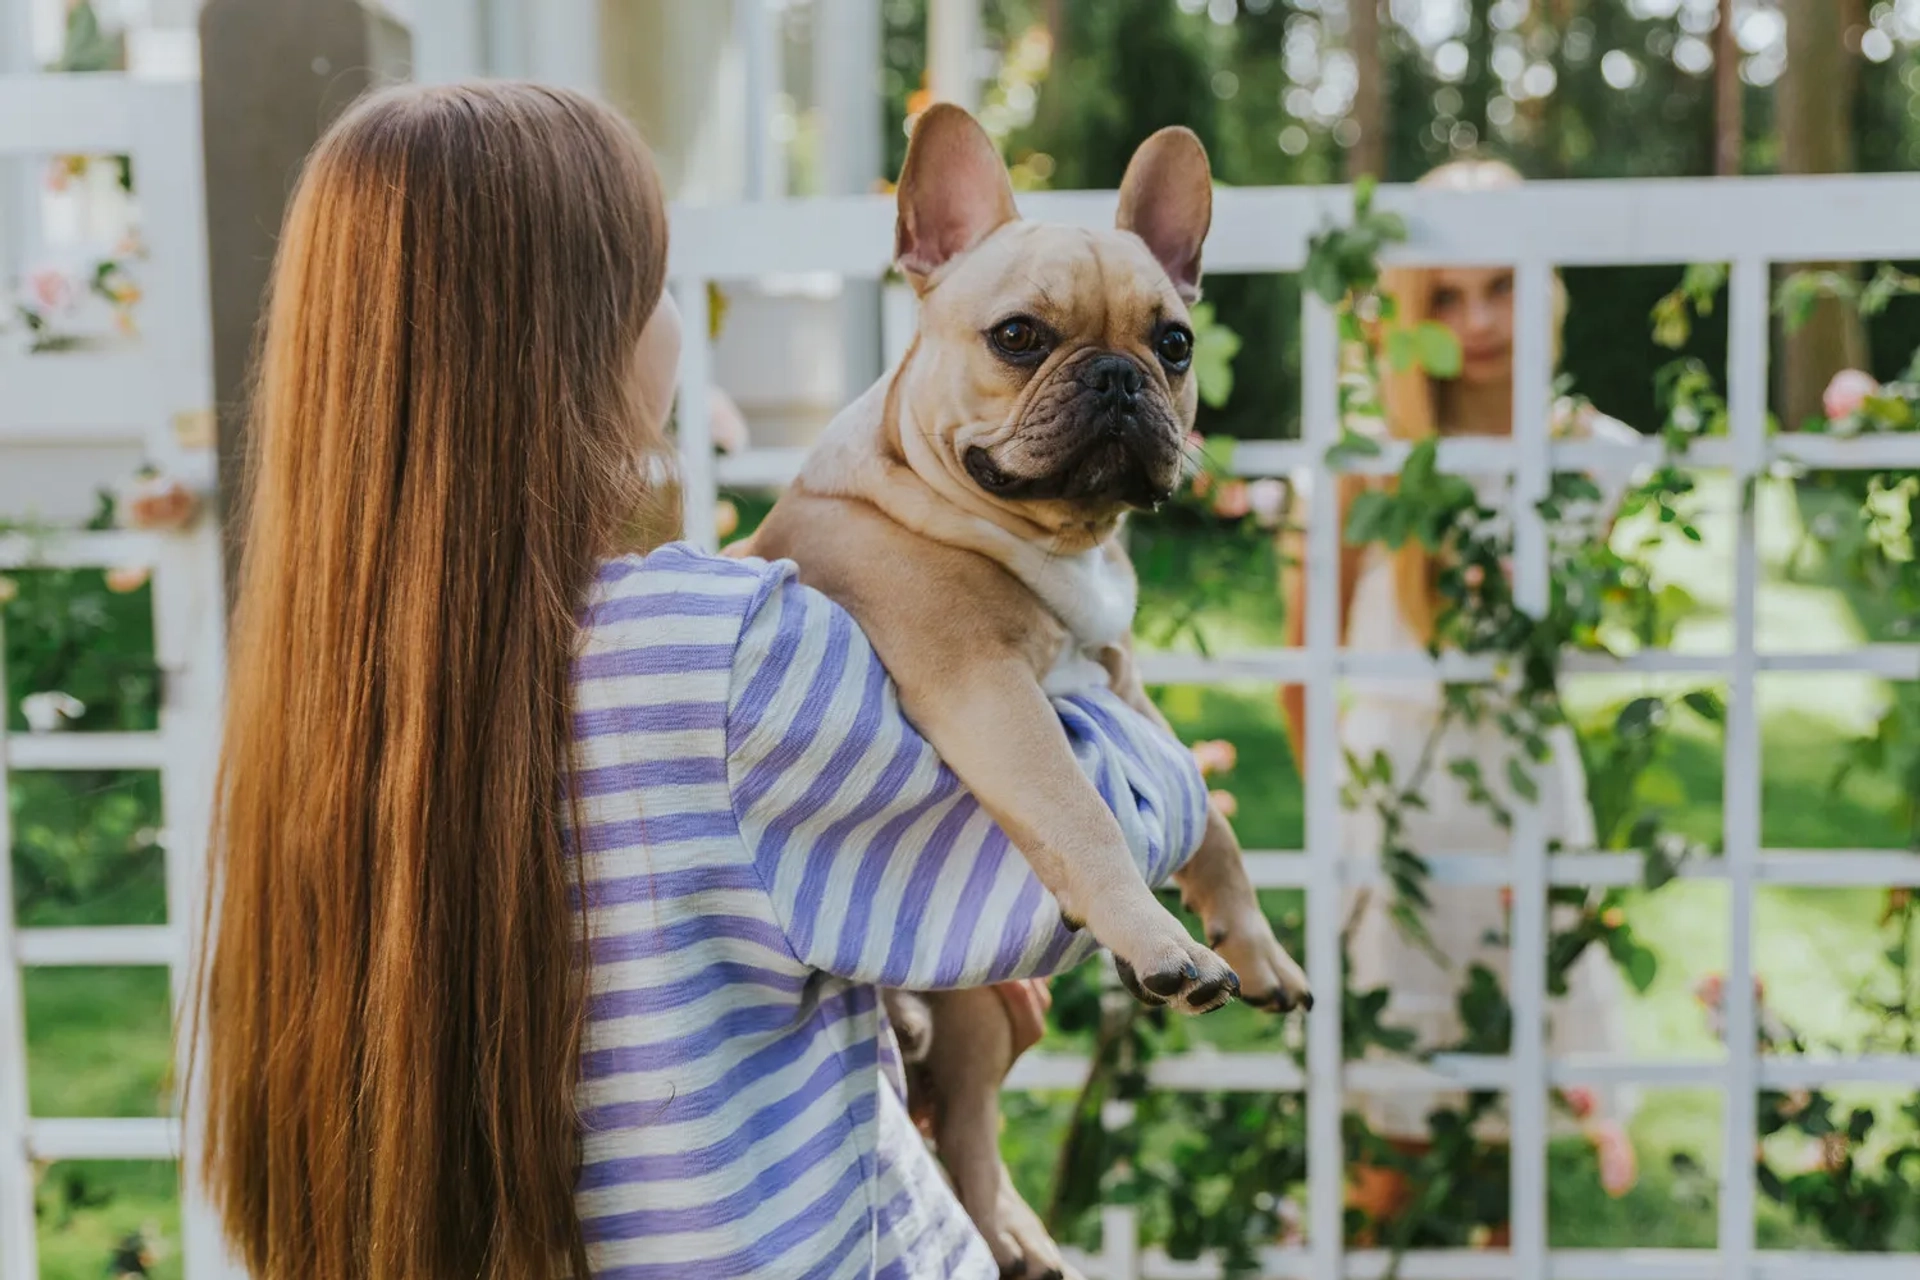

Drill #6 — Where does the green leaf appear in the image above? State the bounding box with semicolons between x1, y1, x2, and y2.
1614;696;1665;739
1344;490;1392;545
1681;690;1726;723
1506;757;1539;804
1199;434;1237;476
1413;321;1463;379
1325;429;1383;469
1188;301;1242;410
1625;945;1658;993
1385;327;1418;373
1353;173;1377;216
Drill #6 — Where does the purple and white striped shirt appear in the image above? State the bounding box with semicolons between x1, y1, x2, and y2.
568;543;1208;1279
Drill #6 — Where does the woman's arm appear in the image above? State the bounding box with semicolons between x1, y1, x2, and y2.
725;562;1209;989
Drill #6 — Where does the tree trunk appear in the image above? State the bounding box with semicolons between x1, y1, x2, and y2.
1777;0;1867;430
1346;0;1386;180
1713;0;1741;175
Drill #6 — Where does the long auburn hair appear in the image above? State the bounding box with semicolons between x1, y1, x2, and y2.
195;82;670;1279
1280;159;1564;752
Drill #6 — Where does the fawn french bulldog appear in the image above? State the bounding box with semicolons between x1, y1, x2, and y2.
733;104;1311;1277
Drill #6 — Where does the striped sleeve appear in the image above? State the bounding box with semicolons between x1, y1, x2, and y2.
724;560;1209;989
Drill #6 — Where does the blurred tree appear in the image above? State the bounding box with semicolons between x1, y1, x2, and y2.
1777;0;1868;430
1348;0;1387;178
1713;0;1741;175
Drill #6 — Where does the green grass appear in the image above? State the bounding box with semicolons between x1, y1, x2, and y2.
33;1162;183;1280
15;478;1919;1272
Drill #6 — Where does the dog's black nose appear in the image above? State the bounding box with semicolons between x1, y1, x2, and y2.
1084;354;1145;408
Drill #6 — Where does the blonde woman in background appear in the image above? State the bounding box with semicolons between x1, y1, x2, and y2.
1279;161;1641;1237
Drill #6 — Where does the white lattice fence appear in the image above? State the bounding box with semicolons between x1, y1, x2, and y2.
0;71;233;1280
667;172;1920;1280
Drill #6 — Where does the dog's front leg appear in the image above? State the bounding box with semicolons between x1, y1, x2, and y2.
1096;638;1313;1014
900;661;1237;1013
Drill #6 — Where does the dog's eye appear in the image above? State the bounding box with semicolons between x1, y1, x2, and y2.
988;317;1045;360
1155;325;1194;371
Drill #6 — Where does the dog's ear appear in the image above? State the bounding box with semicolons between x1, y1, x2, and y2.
1116;127;1212;304
895;104;1018;291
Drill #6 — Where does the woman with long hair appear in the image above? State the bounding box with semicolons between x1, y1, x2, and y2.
195;83;1207;1279
1280;160;1639;1234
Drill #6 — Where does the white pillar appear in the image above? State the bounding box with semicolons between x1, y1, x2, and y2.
814;0;882;394
736;0;782;199
409;0;487;84
527;0;601;94
927;0;979;110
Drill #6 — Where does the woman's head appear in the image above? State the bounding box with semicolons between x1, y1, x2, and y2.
200;82;670;1279
1365;159;1565;641
1375;159;1566;439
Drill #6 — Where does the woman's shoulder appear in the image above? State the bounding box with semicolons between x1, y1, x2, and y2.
581;542;797;648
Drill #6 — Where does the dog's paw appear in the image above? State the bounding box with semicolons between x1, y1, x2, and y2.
1112;934;1239;1014
1209;912;1312;1015
990;1172;1083;1280
882;989;935;1063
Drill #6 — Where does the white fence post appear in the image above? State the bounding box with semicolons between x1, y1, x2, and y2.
1099;1203;1141;1280
675;277;717;552
1718;254;1771;1280
1300;293;1344;1280
1507;258;1556;1277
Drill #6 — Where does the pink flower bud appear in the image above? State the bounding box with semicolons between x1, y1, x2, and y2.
1823;369;1880;422
119;476;200;532
104;565;151;594
26;267;73;314
1190;739;1238;777
1588;1120;1638;1197
1211;479;1251;519
1562;1086;1598;1120
714;499;740;541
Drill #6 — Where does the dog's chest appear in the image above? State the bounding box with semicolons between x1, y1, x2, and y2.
1021;545;1138;698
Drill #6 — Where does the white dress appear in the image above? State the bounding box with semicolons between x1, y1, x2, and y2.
1331;409;1640;1142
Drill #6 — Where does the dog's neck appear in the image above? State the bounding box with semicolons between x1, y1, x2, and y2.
796;367;1138;651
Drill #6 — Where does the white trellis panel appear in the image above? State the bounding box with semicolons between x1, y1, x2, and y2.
0;69;237;1280
669;170;1920;1280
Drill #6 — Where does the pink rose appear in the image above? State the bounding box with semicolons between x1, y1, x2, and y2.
1209;788;1238;819
119;475;200;531
1561;1086;1598;1120
1587;1120;1638;1197
1211;479;1251;520
1823;369;1880;422
1190;739;1238;777
26;267;73;315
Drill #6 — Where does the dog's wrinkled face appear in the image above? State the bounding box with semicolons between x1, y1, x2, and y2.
915;223;1195;514
892;107;1213;533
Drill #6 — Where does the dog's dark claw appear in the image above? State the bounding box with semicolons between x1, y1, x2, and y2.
1141;961;1194;998
1113;958;1166;1005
